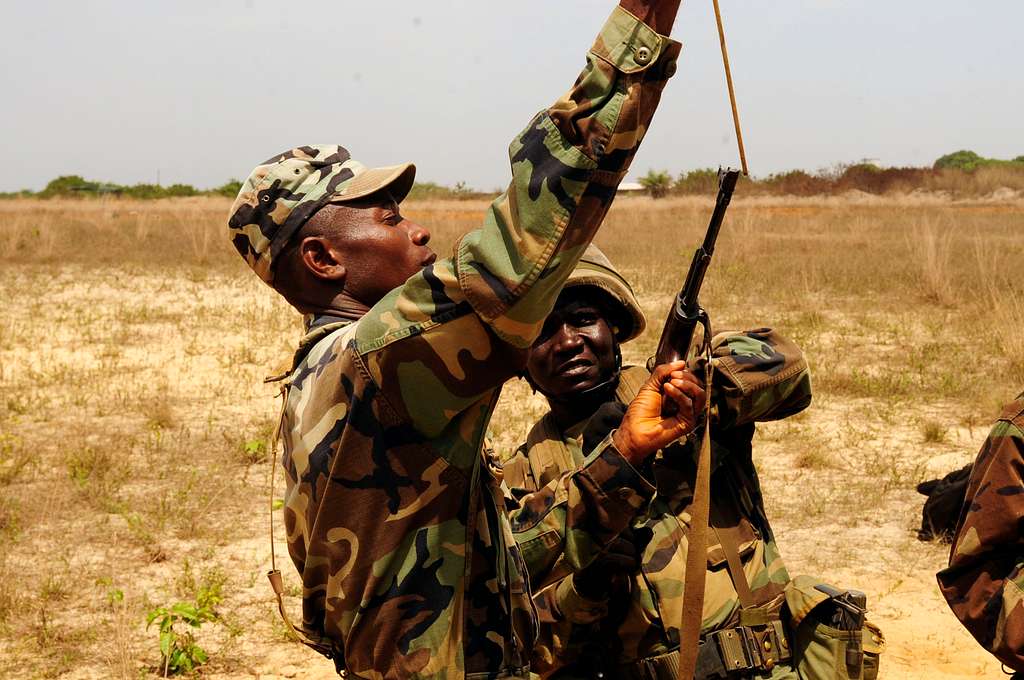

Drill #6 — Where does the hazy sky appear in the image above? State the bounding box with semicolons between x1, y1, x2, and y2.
2;1;1021;192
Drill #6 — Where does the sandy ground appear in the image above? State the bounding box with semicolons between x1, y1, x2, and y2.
755;398;1003;679
1;196;1021;678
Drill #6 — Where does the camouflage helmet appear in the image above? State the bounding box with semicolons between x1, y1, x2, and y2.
227;144;416;285
562;244;646;343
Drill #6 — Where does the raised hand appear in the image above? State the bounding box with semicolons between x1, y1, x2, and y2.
612;360;706;465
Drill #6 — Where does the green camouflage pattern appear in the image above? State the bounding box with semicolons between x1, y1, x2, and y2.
267;7;681;678
938;392;1024;672
501;329;812;677
701;329;813;430
228;145;416;285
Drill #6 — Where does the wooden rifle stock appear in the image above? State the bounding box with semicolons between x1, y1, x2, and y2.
652;168;740;367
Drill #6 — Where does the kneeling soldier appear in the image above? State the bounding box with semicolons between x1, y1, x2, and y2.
503;245;813;679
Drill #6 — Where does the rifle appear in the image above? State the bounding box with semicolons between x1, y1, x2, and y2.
651;167;740;367
656;167;740;680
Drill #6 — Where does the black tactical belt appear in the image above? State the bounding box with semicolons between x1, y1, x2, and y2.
622;621;791;680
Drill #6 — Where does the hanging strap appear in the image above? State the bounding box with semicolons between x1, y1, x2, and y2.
677;345;715;680
266;384;297;634
262;321;363;669
264;382;340;662
713;524;756;610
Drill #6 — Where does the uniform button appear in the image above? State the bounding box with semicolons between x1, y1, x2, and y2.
664;60;677;78
635;46;652;64
764;639;772;651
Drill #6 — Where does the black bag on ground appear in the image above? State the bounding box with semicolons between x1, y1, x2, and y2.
915;463;973;542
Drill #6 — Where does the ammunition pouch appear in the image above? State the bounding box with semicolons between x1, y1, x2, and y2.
790;619;883;680
784;576;885;680
621;621;792;680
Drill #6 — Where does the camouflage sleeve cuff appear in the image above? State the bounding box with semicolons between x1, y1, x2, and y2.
578;431;657;508
554;576;610;625
591;6;676;74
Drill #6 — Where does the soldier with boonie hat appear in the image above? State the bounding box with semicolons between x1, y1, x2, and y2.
227;2;693;677
228;144;416;286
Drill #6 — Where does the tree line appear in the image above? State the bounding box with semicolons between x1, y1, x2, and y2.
639;150;1024;198
3;150;1022;200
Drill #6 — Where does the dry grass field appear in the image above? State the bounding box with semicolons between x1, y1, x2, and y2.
0;192;1022;678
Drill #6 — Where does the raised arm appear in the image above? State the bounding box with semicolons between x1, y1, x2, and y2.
358;4;682;438
619;0;683;35
508;362;703;585
460;2;681;347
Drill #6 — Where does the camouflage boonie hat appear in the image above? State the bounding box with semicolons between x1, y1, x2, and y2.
227;144;416;285
563;244;646;343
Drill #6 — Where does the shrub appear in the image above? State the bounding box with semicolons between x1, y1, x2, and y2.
213;179;243;197
761;170;830;196
674;168;718;195
638;169;672;198
934;150;986;172
934;150;1024;172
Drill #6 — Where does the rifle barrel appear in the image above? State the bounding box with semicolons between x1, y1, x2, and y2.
652;169;740;366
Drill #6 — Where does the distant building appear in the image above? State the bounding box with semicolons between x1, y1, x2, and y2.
617;181;645;194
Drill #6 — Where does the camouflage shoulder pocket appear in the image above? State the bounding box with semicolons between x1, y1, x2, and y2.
702;327;812;427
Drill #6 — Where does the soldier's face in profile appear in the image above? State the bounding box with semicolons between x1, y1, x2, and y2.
527;291;618;399
309;194;436;305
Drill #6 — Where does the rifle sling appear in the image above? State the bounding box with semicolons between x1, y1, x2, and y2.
678;353;715;680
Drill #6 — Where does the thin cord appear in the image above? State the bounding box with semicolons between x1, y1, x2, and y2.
712;0;749;176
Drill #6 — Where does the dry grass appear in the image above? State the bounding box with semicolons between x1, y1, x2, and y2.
0;194;1022;677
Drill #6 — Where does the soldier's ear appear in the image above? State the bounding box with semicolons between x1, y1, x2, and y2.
299;236;347;283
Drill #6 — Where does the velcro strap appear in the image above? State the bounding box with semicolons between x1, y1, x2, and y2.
713;628;752;673
705;622;792;676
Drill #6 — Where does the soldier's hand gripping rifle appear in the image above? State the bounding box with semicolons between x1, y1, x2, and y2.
650;167;740;370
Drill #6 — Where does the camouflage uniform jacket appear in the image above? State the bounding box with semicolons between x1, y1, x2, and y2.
502;329;812;677
278;9;681;679
938;392;1024;672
